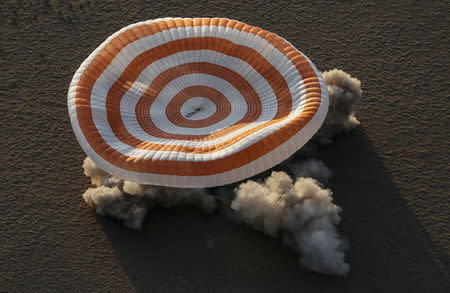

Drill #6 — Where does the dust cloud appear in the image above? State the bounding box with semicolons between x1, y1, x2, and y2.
79;69;361;276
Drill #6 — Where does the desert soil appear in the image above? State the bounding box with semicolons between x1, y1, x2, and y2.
1;0;449;292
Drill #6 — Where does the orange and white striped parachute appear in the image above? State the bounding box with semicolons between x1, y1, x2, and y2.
68;18;328;187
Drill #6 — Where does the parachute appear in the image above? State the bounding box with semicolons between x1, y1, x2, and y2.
67;18;328;187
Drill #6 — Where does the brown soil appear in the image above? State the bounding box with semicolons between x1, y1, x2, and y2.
1;0;448;292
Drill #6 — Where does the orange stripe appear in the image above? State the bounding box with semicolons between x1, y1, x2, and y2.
134;62;262;141
75;18;322;176
103;36;291;147
166;86;231;128
102;35;294;150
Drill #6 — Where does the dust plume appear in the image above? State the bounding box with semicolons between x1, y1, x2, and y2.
279;69;361;163
83;185;147;230
82;156;107;186
231;171;349;276
285;158;333;183
81;157;217;230
314;69;362;145
79;68;361;276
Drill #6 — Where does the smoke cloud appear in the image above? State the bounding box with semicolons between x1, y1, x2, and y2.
78;69;361;276
82;156;107;186
81;157;217;230
314;69;362;145
83;185;147;230
285;158;333;183
231;171;349;276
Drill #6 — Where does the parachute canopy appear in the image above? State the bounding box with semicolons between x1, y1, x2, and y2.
68;18;328;187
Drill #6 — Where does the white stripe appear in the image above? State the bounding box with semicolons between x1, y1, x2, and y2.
94;23;305;111
68;18;327;186
71;71;328;187
94;101;307;161
149;74;248;135
87;23;308;161
118;50;276;141
179;97;217;120
90;37;304;145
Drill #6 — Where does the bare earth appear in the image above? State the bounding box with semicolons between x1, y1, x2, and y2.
1;0;449;292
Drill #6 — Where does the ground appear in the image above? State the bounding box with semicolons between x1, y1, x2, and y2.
0;0;449;292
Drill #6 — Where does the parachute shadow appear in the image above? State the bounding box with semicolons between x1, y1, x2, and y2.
316;127;449;290
98;205;341;292
99;127;448;292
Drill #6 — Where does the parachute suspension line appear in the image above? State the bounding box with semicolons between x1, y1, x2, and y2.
185;107;202;118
